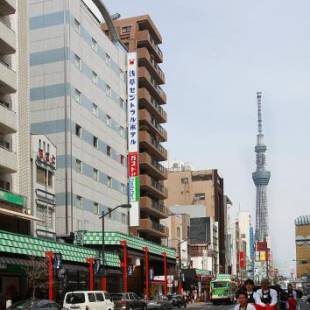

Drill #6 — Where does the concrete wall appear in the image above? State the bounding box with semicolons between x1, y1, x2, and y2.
29;0;128;235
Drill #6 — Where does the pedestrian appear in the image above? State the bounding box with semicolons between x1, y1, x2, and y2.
234;290;256;310
287;284;297;310
254;278;278;310
244;279;257;305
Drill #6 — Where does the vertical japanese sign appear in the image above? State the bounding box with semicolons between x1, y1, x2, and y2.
239;251;245;269
127;52;140;227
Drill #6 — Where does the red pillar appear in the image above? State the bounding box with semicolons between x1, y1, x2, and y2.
121;240;128;292
144;247;149;300
46;251;54;301
178;272;183;294
101;277;107;291
162;252;167;295
86;258;94;290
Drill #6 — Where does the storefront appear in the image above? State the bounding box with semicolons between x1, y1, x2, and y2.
0;230;120;308
74;231;176;297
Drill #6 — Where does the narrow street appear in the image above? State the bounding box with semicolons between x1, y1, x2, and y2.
187;303;233;310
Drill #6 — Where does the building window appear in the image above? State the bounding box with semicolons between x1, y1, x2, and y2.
108;208;112;218
75;159;82;173
92;103;98;117
91;37;98;51
107;176;112;188
74;89;81;104
177;227;181;239
92;71;98;84
120;155;125;165
121;183;126;193
94;202;99;215
181;177;189;184
105;84;111;96
93;136;98;148
194;193;206;201
43;141;46;152
93;168;98;181
119;98;125;109
74;54;81;70
106;145;111;157
36;166;46;186
39;139;42;149
75;124;82;137
47;171;53;187
105;53;111;64
0;180;10;191
122;26;131;34
76;195;82;208
120;69;125;80
106;115;111;127
37;204;53;228
121;213;126;224
119;126;125;137
74;18;80;33
47;144;50;154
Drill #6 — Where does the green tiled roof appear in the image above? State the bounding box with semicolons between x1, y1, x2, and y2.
75;231;176;259
0;230;120;267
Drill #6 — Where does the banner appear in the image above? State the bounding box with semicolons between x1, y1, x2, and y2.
127;52;140;226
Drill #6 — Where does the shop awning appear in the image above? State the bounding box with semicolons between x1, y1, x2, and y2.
0;230;120;267
75;231;176;259
0;207;42;222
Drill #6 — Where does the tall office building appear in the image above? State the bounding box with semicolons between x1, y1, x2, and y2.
252;92;271;241
0;0;32;234
29;0;129;235
103;15;168;244
166;165;226;272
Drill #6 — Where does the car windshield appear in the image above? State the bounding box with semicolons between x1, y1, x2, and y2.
111;294;123;301
65;293;85;304
212;281;228;288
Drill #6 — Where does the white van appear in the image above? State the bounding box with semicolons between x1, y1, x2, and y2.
63;291;114;310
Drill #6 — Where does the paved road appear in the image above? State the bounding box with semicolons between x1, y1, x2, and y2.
186;301;309;310
186;303;233;310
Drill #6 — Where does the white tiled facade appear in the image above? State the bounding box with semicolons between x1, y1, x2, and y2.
29;0;129;235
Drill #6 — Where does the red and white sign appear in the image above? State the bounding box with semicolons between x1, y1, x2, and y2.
239;251;245;269
128;152;139;177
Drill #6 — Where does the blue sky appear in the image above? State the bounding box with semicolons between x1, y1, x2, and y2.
87;0;310;275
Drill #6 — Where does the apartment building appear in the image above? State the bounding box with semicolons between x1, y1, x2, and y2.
31;135;56;239
166;165;226;272
29;0;129;235
295;215;310;278
162;212;190;268
103;15;168;244
0;0;32;234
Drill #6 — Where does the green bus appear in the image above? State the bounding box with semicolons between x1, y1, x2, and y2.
210;274;237;305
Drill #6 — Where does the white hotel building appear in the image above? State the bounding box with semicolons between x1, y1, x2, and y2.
29;0;129;235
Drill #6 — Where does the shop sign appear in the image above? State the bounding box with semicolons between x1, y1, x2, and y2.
127;52;140;227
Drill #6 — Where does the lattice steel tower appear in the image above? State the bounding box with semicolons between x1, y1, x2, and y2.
252;92;271;241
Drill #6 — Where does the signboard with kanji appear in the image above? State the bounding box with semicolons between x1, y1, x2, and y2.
127;52;140;226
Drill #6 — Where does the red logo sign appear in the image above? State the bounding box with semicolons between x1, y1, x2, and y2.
129;59;135;65
128;152;139;177
239;251;245;269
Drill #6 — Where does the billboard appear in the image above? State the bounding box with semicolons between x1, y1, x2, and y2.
127;52;140;226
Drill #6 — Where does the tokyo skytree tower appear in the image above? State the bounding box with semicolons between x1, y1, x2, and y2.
252;92;271;241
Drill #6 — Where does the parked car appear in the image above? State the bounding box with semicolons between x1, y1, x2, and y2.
167;295;186;308
147;296;172;310
7;299;66;310
110;293;146;310
63;291;114;310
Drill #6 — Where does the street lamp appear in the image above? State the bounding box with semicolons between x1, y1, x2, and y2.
99;204;131;279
